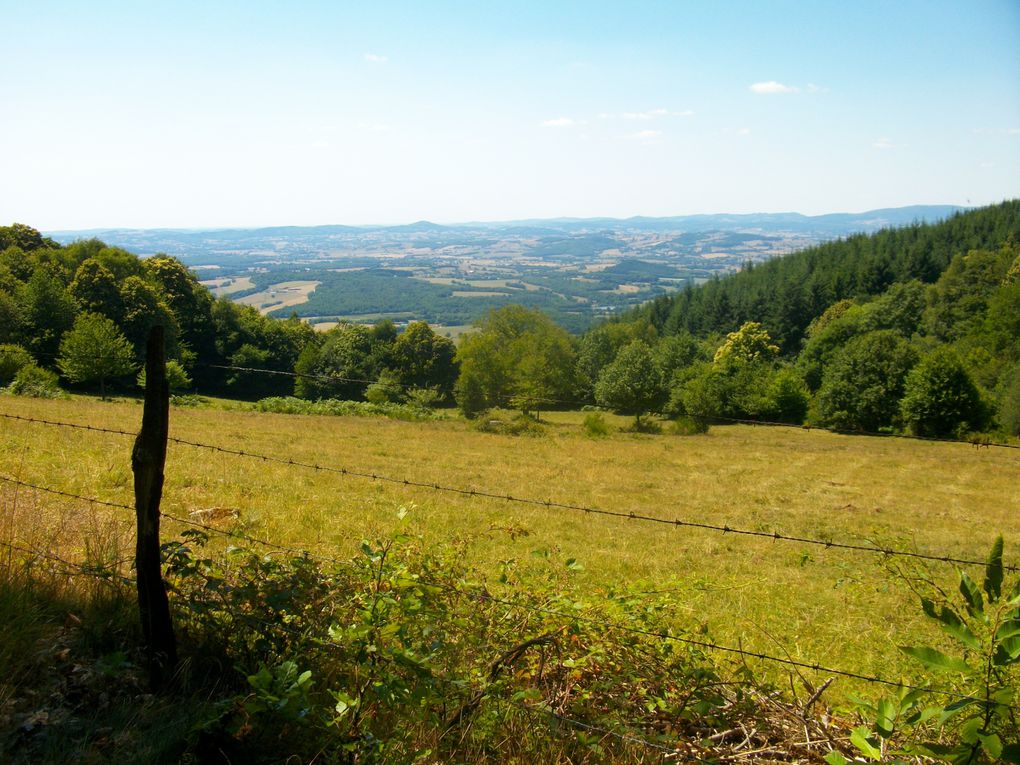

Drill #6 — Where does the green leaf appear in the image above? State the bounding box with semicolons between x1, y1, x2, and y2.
850;726;883;760
875;698;896;738
565;558;585;571
823;752;849;765
899;646;973;674
996;619;1020;641
928;604;980;650
977;732;1002;760
984;535;1004;602
959;572;984;617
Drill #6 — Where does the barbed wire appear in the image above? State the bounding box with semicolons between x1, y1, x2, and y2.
3;473;1012;713
0;537;135;585
2;410;1014;572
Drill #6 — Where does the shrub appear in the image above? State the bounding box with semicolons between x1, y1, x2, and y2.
138;359;193;393
0;344;33;385
6;363;63;398
472;413;546;437
253;396;438;422
899;348;987;437
582;412;611;438
668;416;710;435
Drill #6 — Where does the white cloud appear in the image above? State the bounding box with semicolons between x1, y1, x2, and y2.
363;53;388;63
737;127;751;136
749;81;799;94
805;83;828;94
873;137;896;150
625;129;662;140
359;122;392;133
310;139;331;150
542;117;577;128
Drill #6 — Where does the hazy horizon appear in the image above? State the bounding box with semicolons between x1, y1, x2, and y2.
40;202;976;236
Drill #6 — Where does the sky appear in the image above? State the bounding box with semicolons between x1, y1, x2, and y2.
2;0;1019;230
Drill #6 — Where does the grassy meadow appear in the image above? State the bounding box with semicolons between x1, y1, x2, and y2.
2;393;1018;708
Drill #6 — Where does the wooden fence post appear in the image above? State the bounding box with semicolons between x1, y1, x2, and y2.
132;325;177;688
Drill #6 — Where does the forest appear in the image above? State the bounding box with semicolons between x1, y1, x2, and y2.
2;200;1019;439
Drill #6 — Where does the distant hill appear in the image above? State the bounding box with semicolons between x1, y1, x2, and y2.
47;205;966;244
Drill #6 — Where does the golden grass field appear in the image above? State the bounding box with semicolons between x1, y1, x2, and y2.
2;393;1018;703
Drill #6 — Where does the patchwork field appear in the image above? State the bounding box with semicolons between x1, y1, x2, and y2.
235;280;320;315
2;394;1017;705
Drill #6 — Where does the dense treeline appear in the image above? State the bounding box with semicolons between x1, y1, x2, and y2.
450;202;1020;439
572;201;1020;437
0;224;457;404
3;201;1019;439
637;201;1020;351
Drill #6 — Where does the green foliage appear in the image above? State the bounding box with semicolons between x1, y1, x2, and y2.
57;313;137;398
68;258;124;322
845;537;1020;764
456;305;576;415
641;201;1020;347
998;366;1020;437
816;330;918;431
594;340;664;419
252;396;438;421
472;412;547;437
0;344;33;386
454;367;488;419
389;321;458;398
900;348;987;437
713;321;779;366
574;320;657;400
0;223;55;252
582;412;611;438
157;525;731;763
668;415;710;435
137;360;192;393
925;244;1018;342
767;367;811;424
4;363;62;398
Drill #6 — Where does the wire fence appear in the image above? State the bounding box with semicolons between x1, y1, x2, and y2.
1;472;1013;714
2;410;1015;573
2;387;1018;759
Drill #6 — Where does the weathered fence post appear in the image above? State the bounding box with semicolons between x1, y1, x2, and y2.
132;325;177;688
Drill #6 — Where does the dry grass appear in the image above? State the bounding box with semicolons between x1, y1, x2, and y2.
2;393;1018;702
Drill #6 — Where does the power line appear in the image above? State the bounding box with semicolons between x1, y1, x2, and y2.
2;410;1013;572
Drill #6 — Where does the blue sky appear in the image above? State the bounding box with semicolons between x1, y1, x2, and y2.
2;0;1018;229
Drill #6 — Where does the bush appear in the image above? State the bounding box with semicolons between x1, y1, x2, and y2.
766;368;810;424
138;360;192;392
582;412;611;438
624;417;662;435
253;396;438;422
0;344;33;386
6;363;63;398
899;348;987;437
668;416;710;435
472;413;546;436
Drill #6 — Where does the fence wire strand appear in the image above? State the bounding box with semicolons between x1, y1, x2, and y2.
2;410;1014;573
3;472;1013;714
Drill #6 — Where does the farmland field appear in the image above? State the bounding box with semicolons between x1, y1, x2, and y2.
2;394;1017;704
